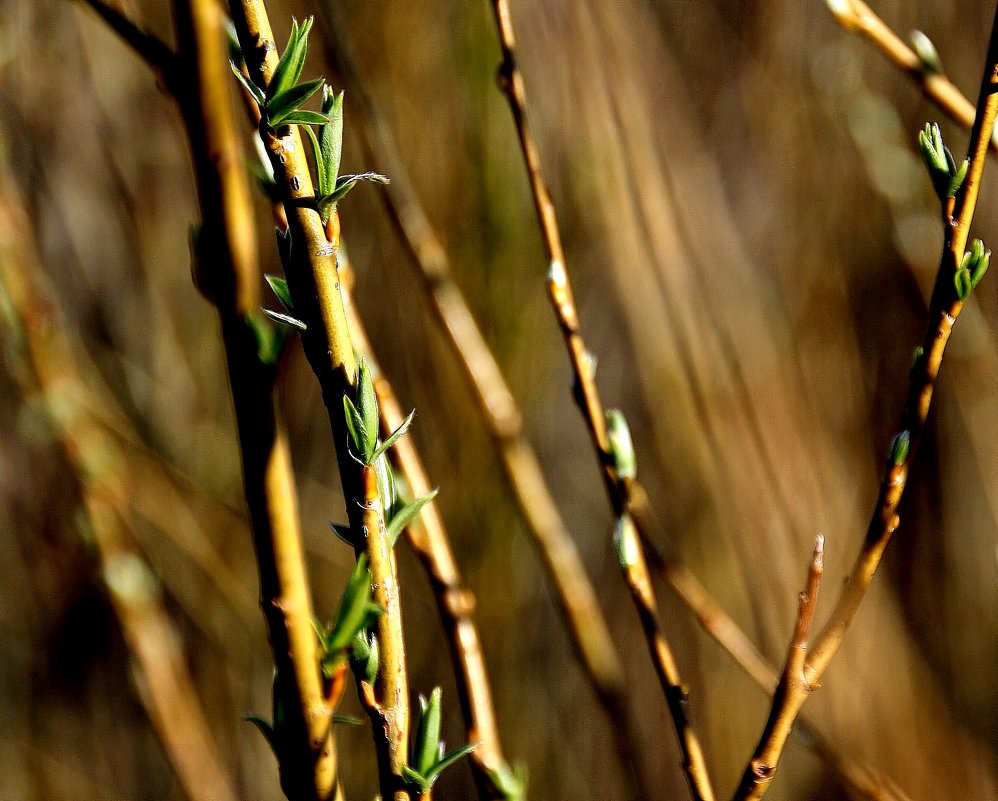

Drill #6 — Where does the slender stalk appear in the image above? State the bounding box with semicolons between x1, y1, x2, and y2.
0;166;239;801
488;2;715;798
355;464;410;801
338;260;511;800
826;0;998;156
613;518;715;801
731;537;825;801
226;3;410;797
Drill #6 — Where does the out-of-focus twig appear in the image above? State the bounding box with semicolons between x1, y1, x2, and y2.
77;0;179;91
731;537;824;801
825;0;998;154
0;160;239;801
82;0;344;796
487;2;715;799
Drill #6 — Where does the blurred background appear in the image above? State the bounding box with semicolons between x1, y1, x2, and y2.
1;0;997;799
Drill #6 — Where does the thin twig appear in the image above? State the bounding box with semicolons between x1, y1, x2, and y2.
731;536;825;801
488;2;715;799
77;0;180;92
613;518;715;801
0;164;239;801
825;0;998;155
338;258;513;800
808;1;998;680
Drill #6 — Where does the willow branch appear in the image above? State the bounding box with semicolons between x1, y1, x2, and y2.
826;0;998;155
488;2;715;799
227;2;410;797
727;9;998;799
338;260;511;800
0;167;238;801
731;537;825;801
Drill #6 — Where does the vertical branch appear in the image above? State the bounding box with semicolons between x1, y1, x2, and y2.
731;537;824;801
488;2;715;799
356;464;410;801
226;2;410;797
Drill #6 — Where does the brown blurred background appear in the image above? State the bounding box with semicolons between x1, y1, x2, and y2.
2;0;998;799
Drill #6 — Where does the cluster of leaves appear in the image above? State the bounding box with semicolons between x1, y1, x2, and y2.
340;358;438;545
401;688;480;793
231;17;387;222
918;122;968;201
314;554;383;679
954;238;990;301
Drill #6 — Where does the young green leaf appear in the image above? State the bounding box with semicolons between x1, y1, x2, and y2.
356;359;379;454
414;688;443;776
386;489;439;546
487;761;527;801
426;741;480;786
245;715;278;755
272;109;330;128
327;521;354;546
375;454;397;517
606;408;637;480
322;172;390;209
265;274;294;312
230;62;266;109
267;78;325;127
888;430;911;466
321;89;345;187
371;408;415;463
343;394;370;460
268;16;313;102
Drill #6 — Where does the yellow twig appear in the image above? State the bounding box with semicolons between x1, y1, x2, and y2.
488;2;715;798
311;8;648;797
730;6;998;798
227;2;411;797
826;0;997;154
731;537;825;801
338;259;511;799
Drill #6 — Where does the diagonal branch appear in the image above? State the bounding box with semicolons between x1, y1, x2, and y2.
731;537;824;801
488;2;715;799
77;0;180;92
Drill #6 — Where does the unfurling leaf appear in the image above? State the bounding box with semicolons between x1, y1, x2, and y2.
606;408;637;480
268;16;313;102
888;430;910;466
386;489;439;546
